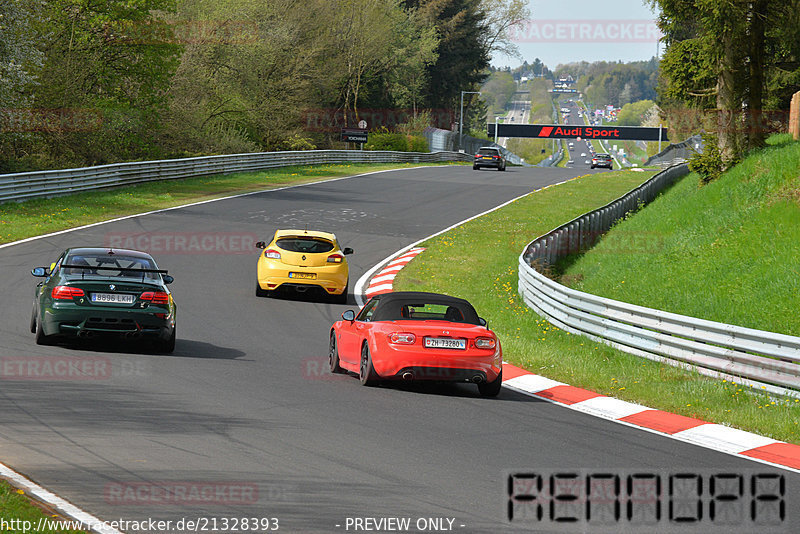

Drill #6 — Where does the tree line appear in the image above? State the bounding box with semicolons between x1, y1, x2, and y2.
0;0;528;172
651;0;800;171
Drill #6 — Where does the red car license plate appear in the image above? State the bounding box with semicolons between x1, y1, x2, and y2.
424;337;466;350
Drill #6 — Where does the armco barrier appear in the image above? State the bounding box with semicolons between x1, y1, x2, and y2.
518;164;800;397
0;149;472;204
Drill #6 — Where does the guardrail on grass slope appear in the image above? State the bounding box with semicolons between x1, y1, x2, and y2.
0;149;472;204
518;164;800;397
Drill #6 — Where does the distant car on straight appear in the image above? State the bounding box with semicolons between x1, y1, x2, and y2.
329;291;503;397
473;147;506;171
591;153;613;169
255;229;352;303
30;247;176;352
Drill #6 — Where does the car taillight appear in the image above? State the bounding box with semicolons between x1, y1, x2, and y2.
140;291;169;304
474;337;496;350
52;286;84;300
493;155;500;159
264;249;281;259
327;254;344;263
389;332;416;344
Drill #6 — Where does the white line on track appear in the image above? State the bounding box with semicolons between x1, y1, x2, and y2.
0;164;450;532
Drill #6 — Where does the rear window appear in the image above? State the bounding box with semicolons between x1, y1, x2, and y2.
477;148;499;156
63;253;159;280
371;299;480;324
596;154;611;158
276;238;334;253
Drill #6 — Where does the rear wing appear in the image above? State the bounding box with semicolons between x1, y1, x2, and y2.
60;264;169;282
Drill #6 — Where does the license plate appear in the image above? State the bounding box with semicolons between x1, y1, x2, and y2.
482;156;493;160
289;272;316;280
91;293;135;304
424;337;466;350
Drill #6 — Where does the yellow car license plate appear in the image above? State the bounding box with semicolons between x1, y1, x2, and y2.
289;272;316;280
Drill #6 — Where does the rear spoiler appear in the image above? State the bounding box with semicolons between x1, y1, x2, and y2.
60;264;169;281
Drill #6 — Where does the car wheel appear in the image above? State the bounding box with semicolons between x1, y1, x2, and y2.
473;165;479;170
499;165;506;171
359;342;379;386
34;315;53;346
255;281;270;298
329;332;344;374
477;370;502;397
155;328;176;354
30;305;38;334
333;282;348;304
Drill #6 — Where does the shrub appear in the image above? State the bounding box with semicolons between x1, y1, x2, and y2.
689;132;723;185
408;135;428;152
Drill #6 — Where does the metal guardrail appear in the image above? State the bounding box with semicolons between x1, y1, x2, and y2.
0;149;473;204
423;127;525;165
518;164;800;397
645;134;703;168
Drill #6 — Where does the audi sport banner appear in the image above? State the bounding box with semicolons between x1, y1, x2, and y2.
488;123;669;141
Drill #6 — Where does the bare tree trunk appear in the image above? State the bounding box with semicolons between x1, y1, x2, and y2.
716;28;742;169
746;0;767;150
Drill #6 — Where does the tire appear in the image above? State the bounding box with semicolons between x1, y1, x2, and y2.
499;165;506;171
30;305;37;334
34;315;53;346
333;282;349;304
473;165;479;170
155;328;176;354
359;343;379;386
590;165;595;169
329;332;343;374
255;281;270;298
478;370;502;397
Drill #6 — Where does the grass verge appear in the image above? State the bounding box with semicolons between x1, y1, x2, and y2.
393;165;800;444
0;480;87;533
561;134;800;337
0;162;460;245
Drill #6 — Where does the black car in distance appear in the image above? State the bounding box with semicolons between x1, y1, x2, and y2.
473;147;506;171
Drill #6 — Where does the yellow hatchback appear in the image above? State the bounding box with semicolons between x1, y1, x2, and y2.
255;230;353;303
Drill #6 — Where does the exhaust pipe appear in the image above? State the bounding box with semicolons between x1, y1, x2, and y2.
471;375;484;383
295;286;309;293
401;372;414;381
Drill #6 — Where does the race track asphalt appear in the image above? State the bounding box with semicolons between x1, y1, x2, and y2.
1;164;796;533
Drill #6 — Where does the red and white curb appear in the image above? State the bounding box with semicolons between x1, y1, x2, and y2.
358;244;800;474
364;247;425;298
501;363;800;473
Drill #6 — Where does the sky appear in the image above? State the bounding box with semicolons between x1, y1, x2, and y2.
491;0;663;70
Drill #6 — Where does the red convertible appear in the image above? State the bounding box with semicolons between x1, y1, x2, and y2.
329;291;503;397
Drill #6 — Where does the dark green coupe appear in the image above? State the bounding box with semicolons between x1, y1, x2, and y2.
30;247;176;352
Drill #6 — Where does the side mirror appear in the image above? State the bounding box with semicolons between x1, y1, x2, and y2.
342;310;355;322
162;274;174;284
31;267;48;277
255;241;266;249
478;317;487;327
343;247;353;255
